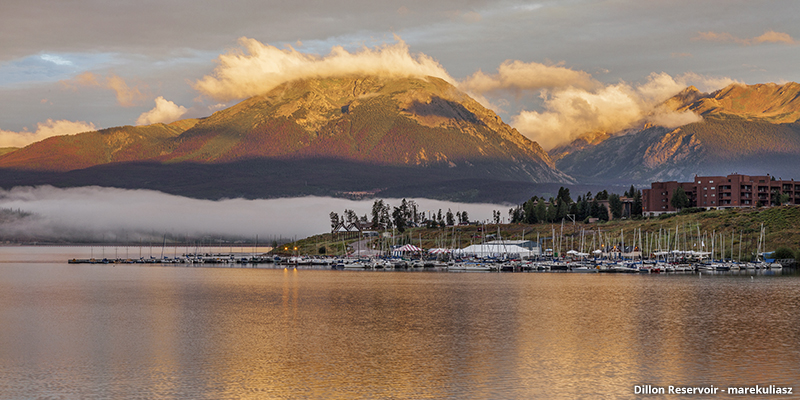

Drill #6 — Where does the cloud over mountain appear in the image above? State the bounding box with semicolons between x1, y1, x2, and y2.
0;119;96;147
194;37;454;101
499;72;737;150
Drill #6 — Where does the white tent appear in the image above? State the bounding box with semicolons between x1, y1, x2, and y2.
458;243;534;259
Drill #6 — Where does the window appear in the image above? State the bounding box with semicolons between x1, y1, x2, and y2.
711;187;715;190
711;194;715;197
710;180;714;183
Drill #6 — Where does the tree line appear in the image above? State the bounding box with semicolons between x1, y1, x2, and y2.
508;186;643;224
330;199;471;233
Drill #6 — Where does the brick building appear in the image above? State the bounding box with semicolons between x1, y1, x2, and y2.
642;174;800;216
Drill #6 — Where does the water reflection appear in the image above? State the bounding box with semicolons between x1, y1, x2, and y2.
0;259;799;398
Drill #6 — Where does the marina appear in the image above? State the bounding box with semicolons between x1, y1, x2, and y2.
64;250;792;274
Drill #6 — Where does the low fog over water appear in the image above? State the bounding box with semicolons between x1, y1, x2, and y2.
0;186;505;243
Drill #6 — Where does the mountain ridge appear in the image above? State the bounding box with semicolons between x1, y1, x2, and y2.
0;75;572;202
552;82;800;184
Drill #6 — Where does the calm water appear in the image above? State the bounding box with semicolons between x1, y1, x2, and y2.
1;247;799;399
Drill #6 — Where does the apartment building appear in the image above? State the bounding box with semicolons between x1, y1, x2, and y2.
642;174;800;216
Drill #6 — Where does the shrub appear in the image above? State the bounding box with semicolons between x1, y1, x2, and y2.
773;247;795;260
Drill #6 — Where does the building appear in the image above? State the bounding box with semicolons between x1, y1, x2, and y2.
597;196;635;220
642;173;800;216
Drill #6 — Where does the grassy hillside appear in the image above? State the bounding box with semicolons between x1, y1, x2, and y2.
281;206;800;260
0;122;191;171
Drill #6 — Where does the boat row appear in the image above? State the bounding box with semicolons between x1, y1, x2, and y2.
67;253;784;273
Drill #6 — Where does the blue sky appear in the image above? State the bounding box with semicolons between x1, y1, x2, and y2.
1;0;798;149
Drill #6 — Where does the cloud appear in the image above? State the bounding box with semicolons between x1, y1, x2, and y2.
647;109;703;129
136;96;188;125
0;119;96;148
194;36;454;101
61;71;148;106
505;71;737;150
40;54;73;66
511;83;644;150
0;186;503;242
459;60;598;97
694;30;796;46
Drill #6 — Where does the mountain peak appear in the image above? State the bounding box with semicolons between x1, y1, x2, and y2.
690;81;800;122
0;74;572;201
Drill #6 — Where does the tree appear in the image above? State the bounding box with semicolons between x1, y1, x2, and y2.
608;194;623;219
776;192;790;206
632;189;643;217
371;200;384;227
590;199;601;219
460;211;470;224
523;196;539;224
392;206;407;233
670;187;689;210
509;206;524;223
535;200;547;223
546;201;557;222
773;247;794;260
556;187;572;204
598;204;609;221
446;209;455;226
330;212;341;230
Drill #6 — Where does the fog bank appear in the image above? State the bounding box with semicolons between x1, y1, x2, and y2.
0;186;505;243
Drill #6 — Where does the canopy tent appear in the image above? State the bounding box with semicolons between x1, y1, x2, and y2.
397;244;422;252
457;243;534;259
428;248;450;254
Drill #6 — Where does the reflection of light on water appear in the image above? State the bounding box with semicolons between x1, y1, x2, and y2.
1;257;799;398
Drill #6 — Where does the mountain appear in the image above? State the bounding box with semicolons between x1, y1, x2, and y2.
552;82;800;184
0;76;571;202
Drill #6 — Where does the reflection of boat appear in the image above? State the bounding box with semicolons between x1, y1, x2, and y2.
448;263;494;272
343;262;368;270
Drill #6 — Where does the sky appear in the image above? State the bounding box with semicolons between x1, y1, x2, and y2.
1;0;799;151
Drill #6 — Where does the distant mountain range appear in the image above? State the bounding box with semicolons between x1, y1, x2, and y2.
0;76;570;202
551;82;800;184
2;79;800;202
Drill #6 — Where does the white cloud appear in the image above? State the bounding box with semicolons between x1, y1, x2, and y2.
136;96;188;125
493;70;738;150
194;36;454;101
40;54;73;66
0;119;96;148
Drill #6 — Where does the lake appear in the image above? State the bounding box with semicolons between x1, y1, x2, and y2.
1;246;798;399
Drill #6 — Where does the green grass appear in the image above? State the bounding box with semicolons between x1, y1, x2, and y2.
279;206;800;258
